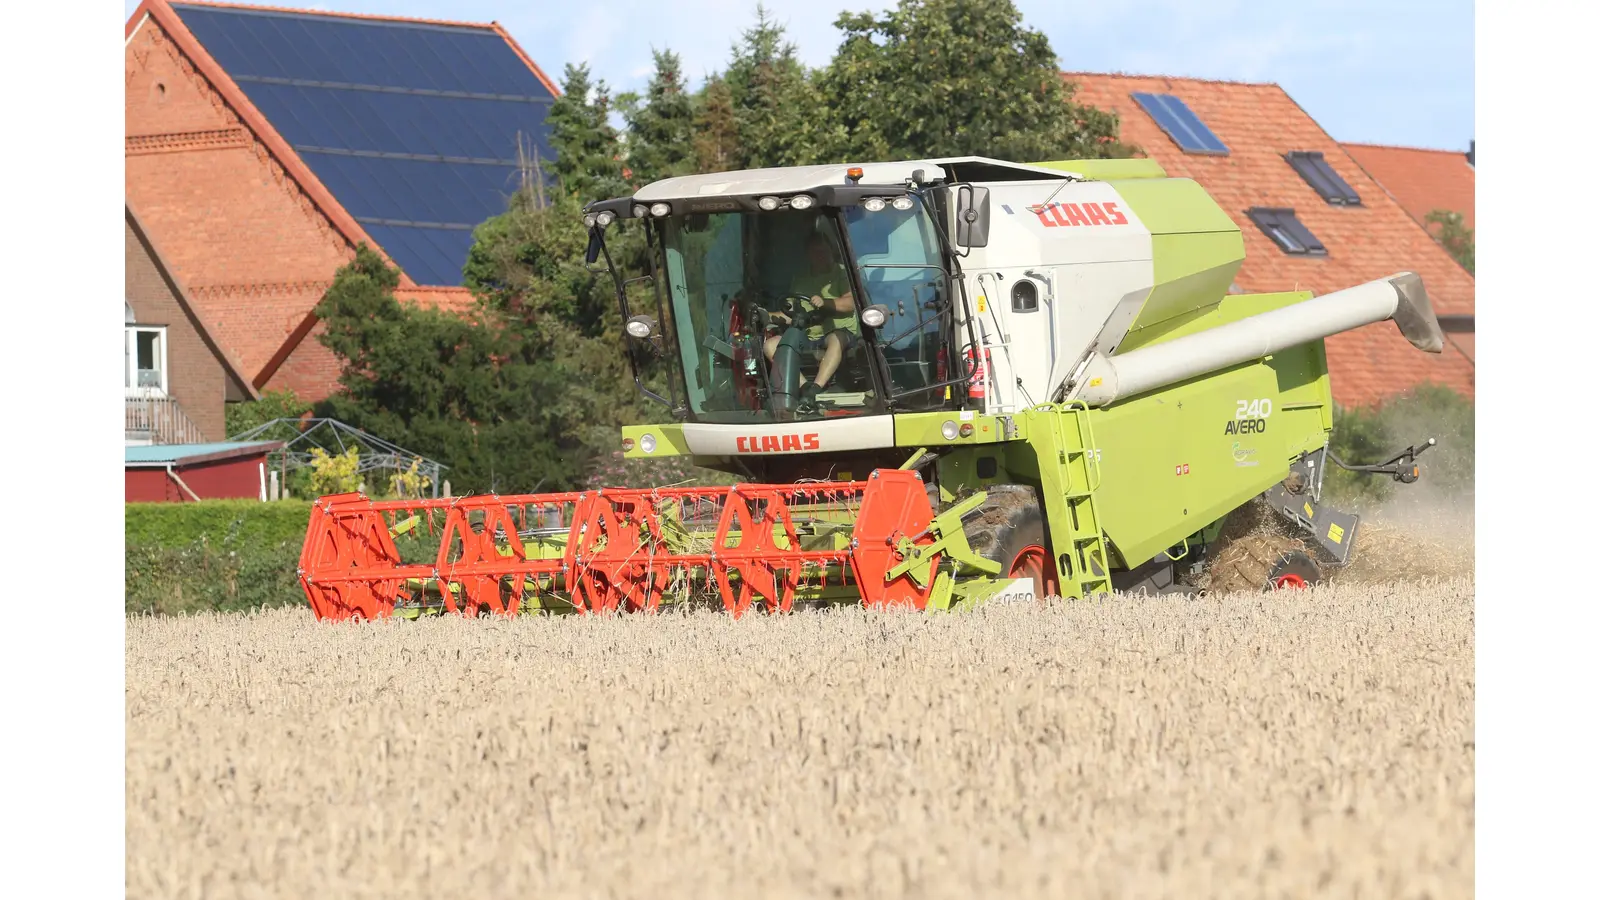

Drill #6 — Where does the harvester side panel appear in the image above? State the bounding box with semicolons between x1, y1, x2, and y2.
956;179;1155;415
1008;291;1340;576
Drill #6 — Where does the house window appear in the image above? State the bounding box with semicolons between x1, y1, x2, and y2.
1130;92;1229;155
1285;151;1361;205
1246;208;1327;256
125;325;168;393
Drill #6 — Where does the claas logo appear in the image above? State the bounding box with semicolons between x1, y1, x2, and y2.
736;433;821;453
1027;201;1129;228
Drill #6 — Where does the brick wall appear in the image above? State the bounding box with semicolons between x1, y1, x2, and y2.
126;19;357;398
125;213;229;441
263;322;344;400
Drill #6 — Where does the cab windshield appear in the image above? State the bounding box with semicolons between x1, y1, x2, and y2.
659;209;876;423
656;198;953;424
841;196;950;409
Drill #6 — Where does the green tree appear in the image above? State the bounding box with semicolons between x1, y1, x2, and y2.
818;0;1132;162
463;183;650;426
1425;209;1474;275
723;4;833;168
313;245;633;493
619;49;698;186
692;75;741;173
546;63;629;201
224;388;310;438
463;186;619;335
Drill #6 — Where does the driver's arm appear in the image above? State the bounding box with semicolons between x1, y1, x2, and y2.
810;290;855;316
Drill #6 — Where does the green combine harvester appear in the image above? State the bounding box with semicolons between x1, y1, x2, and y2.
299;156;1442;619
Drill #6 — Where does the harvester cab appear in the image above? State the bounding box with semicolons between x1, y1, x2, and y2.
298;156;1449;621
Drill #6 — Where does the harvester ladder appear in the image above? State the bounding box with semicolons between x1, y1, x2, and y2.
1034;402;1113;600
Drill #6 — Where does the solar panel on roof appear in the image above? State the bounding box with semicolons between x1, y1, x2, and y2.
172;3;556;287
1131;92;1229;155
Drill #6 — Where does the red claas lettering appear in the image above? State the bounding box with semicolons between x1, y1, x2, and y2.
737;433;822;453
1031;201;1131;228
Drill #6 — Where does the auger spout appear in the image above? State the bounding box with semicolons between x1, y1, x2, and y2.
1070;271;1445;408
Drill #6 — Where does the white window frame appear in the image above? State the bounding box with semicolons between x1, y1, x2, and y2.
125;325;169;396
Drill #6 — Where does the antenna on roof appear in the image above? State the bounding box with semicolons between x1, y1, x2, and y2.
516;132;547;209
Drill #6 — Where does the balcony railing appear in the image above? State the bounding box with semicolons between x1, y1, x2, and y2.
126;395;207;445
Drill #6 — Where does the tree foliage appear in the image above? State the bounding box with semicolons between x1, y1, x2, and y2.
619;50;697;185
224;388;310;438
692;76;741;173
723;4;835;168
1425;209;1474;275
313;245;637;493
818;0;1132;161
1326;384;1474;507
546;63;628;201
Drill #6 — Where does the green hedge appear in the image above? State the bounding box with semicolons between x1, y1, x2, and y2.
126;500;313;617
125;499;312;548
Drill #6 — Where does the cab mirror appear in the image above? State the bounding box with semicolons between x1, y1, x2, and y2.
584;230;603;265
954;185;991;248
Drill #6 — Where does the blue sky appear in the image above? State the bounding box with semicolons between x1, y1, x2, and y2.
127;0;1474;151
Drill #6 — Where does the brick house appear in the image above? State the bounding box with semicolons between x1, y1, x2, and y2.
126;201;258;443
124;0;560;404
1068;74;1475;407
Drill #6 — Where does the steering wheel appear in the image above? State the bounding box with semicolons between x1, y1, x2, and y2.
769;293;818;332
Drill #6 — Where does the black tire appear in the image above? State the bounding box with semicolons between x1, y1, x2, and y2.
1267;549;1323;590
1198;499;1324;594
966;485;1059;598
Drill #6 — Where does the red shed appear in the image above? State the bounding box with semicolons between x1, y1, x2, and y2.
126;441;285;502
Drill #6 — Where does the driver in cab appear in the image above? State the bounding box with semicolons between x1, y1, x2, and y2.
764;231;861;402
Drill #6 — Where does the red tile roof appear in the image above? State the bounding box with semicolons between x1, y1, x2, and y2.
1342;142;1475;231
1065;73;1474;408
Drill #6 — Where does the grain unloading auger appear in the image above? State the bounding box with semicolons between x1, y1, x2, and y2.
299;157;1444;621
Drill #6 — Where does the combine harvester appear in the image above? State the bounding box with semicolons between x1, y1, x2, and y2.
299;156;1441;620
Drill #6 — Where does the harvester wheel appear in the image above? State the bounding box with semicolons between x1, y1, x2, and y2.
1198;499;1323;594
1268;550;1322;590
967;485;1060;599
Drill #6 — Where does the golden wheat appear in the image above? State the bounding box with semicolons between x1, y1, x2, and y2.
126;570;1474;900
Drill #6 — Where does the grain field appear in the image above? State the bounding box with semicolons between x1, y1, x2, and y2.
127;573;1474;899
